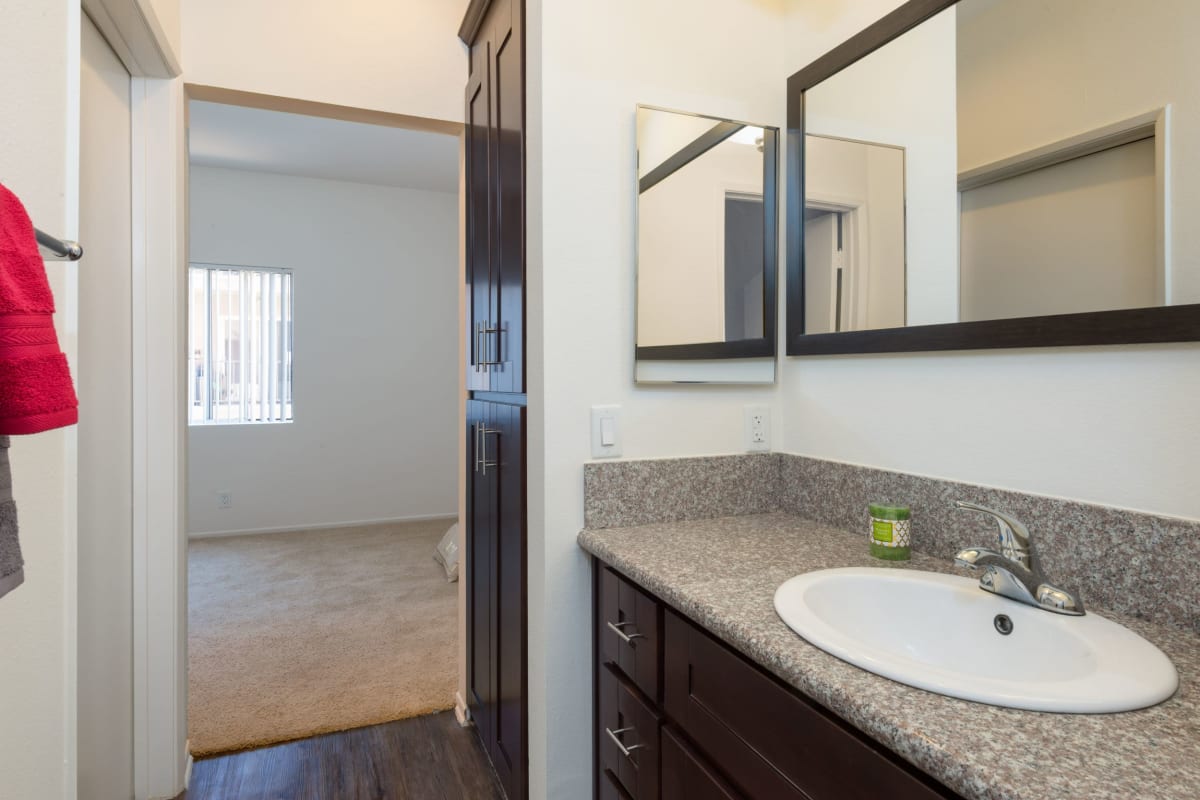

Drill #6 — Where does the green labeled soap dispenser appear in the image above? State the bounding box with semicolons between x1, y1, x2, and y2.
869;503;911;561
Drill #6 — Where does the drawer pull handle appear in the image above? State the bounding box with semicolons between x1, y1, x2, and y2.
605;726;645;760
606;621;645;646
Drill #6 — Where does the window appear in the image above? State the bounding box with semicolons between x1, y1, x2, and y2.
189;264;294;424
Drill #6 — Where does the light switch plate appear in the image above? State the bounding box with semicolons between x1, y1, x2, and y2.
590;405;622;458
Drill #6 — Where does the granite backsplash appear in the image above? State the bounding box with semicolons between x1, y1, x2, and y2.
583;453;1200;634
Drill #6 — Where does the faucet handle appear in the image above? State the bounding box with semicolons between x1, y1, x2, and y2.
954;501;1032;570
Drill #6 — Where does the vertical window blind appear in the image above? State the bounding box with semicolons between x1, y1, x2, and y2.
189;264;294;424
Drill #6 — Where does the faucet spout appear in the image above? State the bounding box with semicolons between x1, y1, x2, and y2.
952;504;1085;616
954;501;1033;569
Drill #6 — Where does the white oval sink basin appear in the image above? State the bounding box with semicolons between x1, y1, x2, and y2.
774;567;1178;713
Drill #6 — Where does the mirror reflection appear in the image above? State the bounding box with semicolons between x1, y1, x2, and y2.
803;0;1194;333
636;105;777;349
805;136;905;333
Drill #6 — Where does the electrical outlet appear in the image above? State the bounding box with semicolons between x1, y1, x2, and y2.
217;491;233;509
744;405;771;452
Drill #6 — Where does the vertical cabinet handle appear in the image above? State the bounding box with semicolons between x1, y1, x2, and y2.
605;726;645;760
606;620;644;646
474;422;500;475
476;320;503;369
475;323;484;372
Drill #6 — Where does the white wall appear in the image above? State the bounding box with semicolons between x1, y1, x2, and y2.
526;1;789;796
187;166;458;535
181;0;468;123
143;0;181;62
0;2;79;799
779;343;1200;520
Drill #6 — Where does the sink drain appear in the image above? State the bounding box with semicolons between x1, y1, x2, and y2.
994;614;1014;635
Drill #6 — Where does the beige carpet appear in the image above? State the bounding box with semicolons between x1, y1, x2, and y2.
188;519;458;756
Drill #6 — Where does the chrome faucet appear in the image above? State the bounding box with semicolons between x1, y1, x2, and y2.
952;500;1085;616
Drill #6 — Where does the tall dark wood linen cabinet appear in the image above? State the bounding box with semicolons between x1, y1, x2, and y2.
459;1;527;798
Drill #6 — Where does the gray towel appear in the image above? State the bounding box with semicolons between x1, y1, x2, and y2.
0;436;22;599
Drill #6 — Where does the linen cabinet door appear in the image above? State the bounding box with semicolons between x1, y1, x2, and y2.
490;401;527;798
488;0;524;394
465;17;495;392
466;399;497;750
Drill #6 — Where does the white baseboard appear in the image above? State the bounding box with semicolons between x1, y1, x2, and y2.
187;512;458;540
454;690;472;727
147;743;191;800
183;744;193;789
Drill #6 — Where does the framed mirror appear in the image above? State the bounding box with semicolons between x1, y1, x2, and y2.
785;0;1200;355
635;105;779;383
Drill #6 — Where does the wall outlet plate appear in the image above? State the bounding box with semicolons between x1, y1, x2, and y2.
744;405;771;452
217;491;233;509
590;405;622;458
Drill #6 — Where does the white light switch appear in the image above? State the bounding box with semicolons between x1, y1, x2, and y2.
600;417;616;446
591;405;622;458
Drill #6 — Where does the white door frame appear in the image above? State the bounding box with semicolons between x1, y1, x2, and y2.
87;9;469;797
82;3;188;798
806;194;869;332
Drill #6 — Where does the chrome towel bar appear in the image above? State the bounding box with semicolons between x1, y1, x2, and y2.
34;228;83;261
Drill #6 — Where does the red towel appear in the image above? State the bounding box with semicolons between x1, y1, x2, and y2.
0;182;78;434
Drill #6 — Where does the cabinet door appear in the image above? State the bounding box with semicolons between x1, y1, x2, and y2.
467;399;526;799
664;609;953;800
466;399;497;747
661;727;742;800
489;0;524;393
465;34;494;391
490;401;527;797
465;0;524;393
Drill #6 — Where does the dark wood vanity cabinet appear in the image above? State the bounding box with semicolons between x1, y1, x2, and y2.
593;561;963;800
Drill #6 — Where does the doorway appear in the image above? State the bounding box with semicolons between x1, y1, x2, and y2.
180;94;474;777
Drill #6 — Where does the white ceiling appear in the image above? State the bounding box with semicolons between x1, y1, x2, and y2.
187;101;459;193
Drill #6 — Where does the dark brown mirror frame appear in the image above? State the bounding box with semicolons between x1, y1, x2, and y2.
635;123;779;361
785;0;1200;356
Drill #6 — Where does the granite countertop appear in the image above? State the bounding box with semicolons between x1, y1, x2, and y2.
578;512;1200;800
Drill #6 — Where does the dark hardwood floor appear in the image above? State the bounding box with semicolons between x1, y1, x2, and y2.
181;712;504;800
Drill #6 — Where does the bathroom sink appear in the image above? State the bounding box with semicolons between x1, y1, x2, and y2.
774;567;1178;713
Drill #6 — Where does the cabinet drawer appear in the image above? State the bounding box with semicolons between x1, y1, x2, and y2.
664;609;954;800
599;566;661;700
661;726;743;800
600;663;661;800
